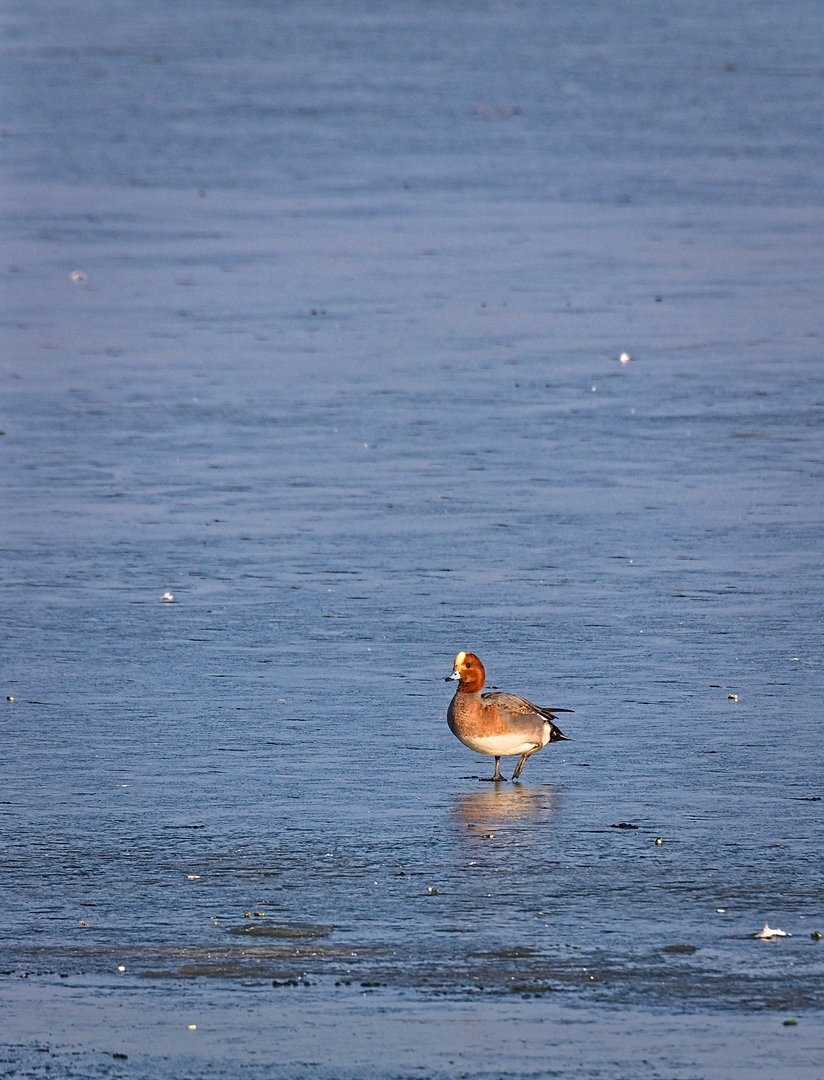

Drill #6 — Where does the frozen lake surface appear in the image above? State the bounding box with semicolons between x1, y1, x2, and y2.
2;1;823;1076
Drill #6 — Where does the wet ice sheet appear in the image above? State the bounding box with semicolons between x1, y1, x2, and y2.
2;0;824;1076
3;979;824;1080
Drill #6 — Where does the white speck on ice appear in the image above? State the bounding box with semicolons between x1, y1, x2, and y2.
754;923;790;939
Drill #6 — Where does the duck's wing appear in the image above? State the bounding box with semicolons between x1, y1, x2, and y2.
481;692;572;740
482;692;571;718
481;691;533;712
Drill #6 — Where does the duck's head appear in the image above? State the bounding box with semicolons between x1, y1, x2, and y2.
445;650;486;693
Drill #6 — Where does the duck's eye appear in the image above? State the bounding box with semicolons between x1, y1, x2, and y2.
465;661;472;668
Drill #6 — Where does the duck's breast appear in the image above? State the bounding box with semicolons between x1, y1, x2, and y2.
448;693;544;755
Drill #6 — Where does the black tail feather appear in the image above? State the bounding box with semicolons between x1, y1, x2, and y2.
536;705;572;741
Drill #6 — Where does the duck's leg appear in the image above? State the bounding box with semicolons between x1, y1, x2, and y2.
512;751;533;780
481;756;506;782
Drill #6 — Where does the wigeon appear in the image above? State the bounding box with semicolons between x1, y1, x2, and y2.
446;651;571;781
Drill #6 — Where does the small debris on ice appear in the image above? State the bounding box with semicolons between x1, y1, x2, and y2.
754;923;790;939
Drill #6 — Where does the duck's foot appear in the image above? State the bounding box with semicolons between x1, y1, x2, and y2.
480;757;506;782
480;775;508;783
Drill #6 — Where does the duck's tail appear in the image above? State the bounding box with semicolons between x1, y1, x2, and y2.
536;705;572;741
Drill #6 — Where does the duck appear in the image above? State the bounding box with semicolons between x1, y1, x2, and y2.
445;651;571;781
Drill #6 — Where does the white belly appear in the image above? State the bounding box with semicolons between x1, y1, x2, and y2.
455;732;540;757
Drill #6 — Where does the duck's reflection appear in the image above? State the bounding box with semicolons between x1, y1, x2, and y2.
453;783;557;831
